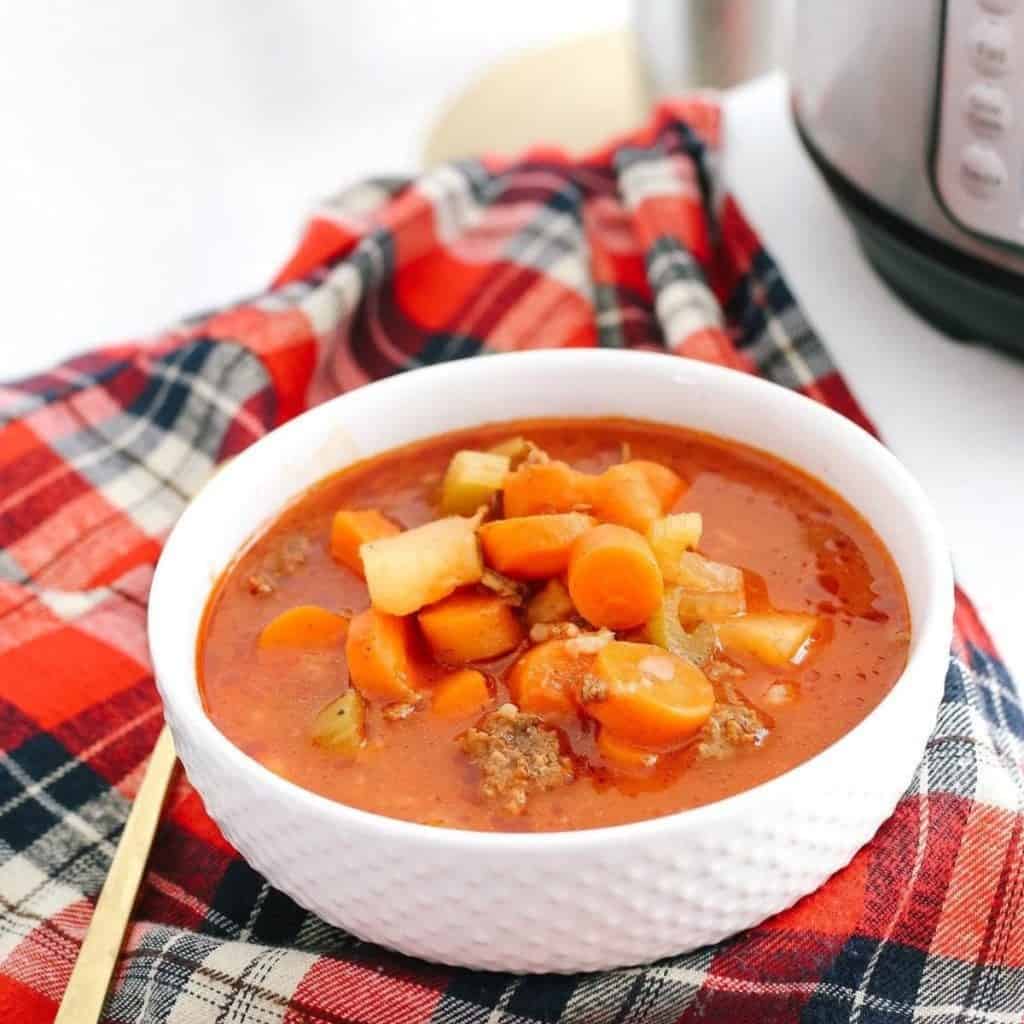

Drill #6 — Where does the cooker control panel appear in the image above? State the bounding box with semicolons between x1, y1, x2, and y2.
935;0;1024;247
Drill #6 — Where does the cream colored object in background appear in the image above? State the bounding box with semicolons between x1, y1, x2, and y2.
423;3;791;167
424;30;648;165
149;350;953;972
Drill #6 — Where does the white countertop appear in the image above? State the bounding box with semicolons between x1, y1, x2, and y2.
2;4;1021;678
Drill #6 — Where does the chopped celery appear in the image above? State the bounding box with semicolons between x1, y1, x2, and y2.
311;690;366;755
645;587;718;667
647;513;703;580
441;450;510;516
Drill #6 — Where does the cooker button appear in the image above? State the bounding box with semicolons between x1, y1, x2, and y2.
959;144;1007;197
979;0;1016;12
965;81;1013;136
969;18;1013;76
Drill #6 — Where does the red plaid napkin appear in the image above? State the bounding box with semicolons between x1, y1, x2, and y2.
1;98;1022;1023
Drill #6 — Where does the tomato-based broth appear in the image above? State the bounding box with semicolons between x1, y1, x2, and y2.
198;418;910;832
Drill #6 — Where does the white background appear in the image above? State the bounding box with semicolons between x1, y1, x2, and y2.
2;1;1022;679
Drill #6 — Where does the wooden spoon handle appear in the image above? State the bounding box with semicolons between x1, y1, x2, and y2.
55;725;177;1024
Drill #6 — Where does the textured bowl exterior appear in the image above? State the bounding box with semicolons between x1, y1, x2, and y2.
150;351;953;973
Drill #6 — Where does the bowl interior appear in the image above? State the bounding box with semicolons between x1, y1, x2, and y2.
150;350;951;836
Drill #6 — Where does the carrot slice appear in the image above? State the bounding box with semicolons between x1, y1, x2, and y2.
502;461;592;517
345;608;420;702
258;605;350;649
418;592;524;664
596;729;659;772
590;463;663;533
330;509;400;578
432;668;491;718
507;639;593;715
582;640;715;749
625;460;685;512
567;524;664;629
479;513;594;580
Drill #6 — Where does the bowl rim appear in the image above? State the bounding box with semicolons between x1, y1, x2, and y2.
149;349;953;850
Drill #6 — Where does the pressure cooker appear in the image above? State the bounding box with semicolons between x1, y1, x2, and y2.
791;0;1024;353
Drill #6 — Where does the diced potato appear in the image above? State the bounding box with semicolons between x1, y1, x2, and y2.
441;450;510;516
645;587;717;666
647;514;703;581
525;578;576;626
311;690;366;755
717;612;818;666
418;592;524;664
674;552;746;622
361;515;483;616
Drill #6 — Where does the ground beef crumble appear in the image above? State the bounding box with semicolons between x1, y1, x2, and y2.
246;572;275;596
272;534;311;574
459;703;573;815
697;673;770;760
246;533;311;596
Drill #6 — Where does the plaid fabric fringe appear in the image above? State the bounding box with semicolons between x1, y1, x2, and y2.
0;98;1021;1023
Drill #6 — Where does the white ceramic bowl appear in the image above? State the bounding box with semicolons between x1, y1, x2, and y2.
149;350;952;973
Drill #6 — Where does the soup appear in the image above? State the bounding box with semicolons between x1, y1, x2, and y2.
198;418;910;832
